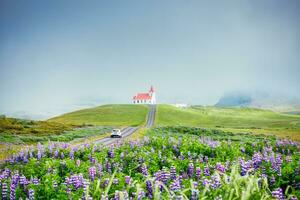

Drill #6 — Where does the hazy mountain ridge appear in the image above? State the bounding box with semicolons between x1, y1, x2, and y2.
215;91;300;113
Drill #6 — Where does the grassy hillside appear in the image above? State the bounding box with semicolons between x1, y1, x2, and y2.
48;104;149;127
156;104;300;140
0;116;73;135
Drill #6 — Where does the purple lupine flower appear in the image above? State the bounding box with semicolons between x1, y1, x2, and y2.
28;189;34;200
114;191;120;200
108;150;114;158
37;151;42;160
285;156;292;163
137;190;145;200
69;149;74;160
83;179;90;199
104;178;109;187
170;166;177;180
54;150;59;158
61;143;68;149
141;163;148;176
252;153;263;169
240;147;245;153
106;161;112;173
202;179;211;187
32;178;39;185
269;175;275;186
113;178;119;185
53;181;58;190
10;182;16;200
191;188;199;200
125;176;131;184
161;168;170;184
215;163;226;173
89;166;97;181
60;152;64;159
204;166;210;176
170;179;181;192
2;182;7;199
66;188;72;194
196;167;201;179
20;175;26;185
146;180;153;198
188;162;194;177
210;175;221;189
272;188;284;200
97;164;103;177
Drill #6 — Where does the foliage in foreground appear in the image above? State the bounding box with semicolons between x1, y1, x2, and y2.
0;127;299;199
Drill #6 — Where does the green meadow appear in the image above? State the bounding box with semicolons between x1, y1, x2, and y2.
155;104;300;140
48;104;149;127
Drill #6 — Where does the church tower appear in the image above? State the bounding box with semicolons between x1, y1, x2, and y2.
149;86;156;104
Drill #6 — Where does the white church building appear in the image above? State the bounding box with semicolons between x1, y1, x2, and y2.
132;86;156;104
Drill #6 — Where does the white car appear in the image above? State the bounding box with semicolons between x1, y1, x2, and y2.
111;129;122;138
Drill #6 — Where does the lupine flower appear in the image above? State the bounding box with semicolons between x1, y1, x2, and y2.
141;163;148;176
10;182;16;200
202;179;211;187
104;178;109;187
53;181;58;190
54;150;59;158
32;178;39;185
170;166;177;180
69;150;74;160
215;163;225;173
28;189;34;200
2;182;7;199
113;178;119;185
89;166;97;181
204;166;210;176
146;180;153;198
37;151;42;160
160;168;170;184
188;162;194;177
196;167;201;179
272;188;284;200
170;179;181;192
108;150;115;158
210;175;221;189
137;190;145;200
125;176;131;184
269;175;275;186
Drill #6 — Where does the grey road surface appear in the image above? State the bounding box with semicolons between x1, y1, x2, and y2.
94;104;156;146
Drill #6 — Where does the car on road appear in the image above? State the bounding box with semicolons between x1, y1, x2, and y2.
111;129;122;138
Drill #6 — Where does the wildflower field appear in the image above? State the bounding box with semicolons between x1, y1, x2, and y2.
0;127;299;200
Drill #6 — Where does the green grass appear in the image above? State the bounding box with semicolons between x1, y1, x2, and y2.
0;116;74;136
0;126;112;144
48;104;149;127
155;104;300;140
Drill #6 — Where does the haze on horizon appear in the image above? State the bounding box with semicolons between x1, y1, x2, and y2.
1;0;300;119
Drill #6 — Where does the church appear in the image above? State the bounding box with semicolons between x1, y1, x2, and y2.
132;86;156;104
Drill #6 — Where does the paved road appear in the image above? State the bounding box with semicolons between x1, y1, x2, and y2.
94;104;156;146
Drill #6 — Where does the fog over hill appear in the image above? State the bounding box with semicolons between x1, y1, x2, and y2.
215;91;300;113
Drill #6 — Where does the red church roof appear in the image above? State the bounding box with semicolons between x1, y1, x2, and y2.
133;93;152;100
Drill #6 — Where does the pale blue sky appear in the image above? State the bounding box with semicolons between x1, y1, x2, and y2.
0;0;300;119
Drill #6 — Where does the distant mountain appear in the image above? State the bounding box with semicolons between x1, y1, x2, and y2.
215;92;252;107
215;91;300;113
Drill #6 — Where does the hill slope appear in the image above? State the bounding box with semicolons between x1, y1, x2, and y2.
156;104;300;140
48;104;149;127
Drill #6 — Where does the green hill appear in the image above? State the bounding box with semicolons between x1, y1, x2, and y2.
156;104;300;140
48;104;149;127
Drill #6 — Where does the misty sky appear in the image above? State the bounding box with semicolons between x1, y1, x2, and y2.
0;0;300;119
